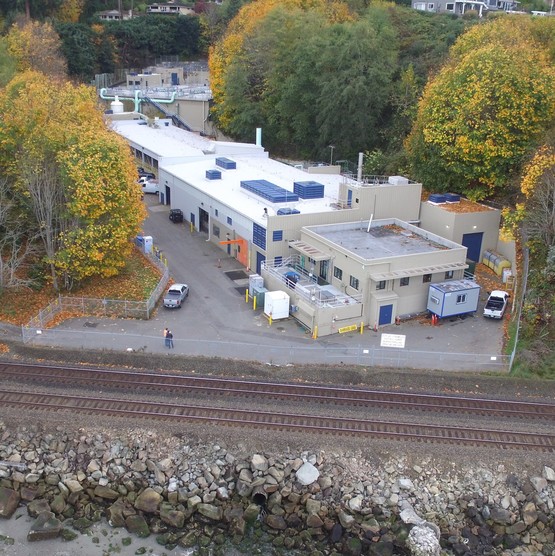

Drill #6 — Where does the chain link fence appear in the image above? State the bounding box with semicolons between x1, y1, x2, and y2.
21;248;169;343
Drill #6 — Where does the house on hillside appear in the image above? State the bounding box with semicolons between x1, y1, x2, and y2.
412;0;518;15
146;3;195;15
97;9;133;20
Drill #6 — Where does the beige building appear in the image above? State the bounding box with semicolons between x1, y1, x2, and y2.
108;119;503;336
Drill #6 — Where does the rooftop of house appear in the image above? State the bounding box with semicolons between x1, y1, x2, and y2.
422;191;495;213
306;220;464;261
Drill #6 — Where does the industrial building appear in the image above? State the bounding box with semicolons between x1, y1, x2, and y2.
108;115;505;335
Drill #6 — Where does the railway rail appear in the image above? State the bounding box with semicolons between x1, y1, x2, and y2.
0;389;553;451
1;362;554;451
1;361;554;419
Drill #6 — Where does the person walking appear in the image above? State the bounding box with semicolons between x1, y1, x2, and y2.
164;327;170;348
167;330;174;349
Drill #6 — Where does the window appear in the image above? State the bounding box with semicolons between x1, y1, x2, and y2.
214;209;219;217
349;276;359;290
213;225;220;238
423;274;432;283
376;280;386;290
227;216;232;225
333;267;343;280
430;295;440;305
428;3;434;9
456;294;467;304
252;223;266;250
273;230;283;242
274;256;282;266
400;277;410;286
445;270;454;279
446;2;454;8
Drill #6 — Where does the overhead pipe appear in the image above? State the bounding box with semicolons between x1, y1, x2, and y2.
99;88;177;113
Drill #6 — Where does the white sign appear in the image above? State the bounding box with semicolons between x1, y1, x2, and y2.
380;333;406;349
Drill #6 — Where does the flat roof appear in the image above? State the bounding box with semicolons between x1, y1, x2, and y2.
307;220;464;261
164;156;356;224
111;119;208;157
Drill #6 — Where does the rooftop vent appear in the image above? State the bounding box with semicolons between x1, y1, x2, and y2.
293;181;324;199
241;180;299;203
428;194;447;205
388;176;409;186
206;169;221;180
215;157;236;170
444;193;461;203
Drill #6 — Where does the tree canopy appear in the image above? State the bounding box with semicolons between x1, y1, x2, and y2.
0;71;145;290
406;17;555;200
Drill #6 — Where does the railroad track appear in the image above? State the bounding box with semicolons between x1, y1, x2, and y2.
0;389;553;451
1;361;554;419
1;362;554;451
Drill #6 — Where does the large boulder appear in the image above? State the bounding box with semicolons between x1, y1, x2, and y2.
406;525;440;556
27;511;63;542
0;487;20;519
134;488;162;513
296;462;319;486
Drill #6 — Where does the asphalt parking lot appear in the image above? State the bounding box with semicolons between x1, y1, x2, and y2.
21;195;510;372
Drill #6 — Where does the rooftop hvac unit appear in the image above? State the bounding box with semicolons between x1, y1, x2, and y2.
388;176;409;186
428;194;447;204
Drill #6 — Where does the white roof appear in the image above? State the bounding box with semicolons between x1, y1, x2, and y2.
164;155;355;225
111;119;208;157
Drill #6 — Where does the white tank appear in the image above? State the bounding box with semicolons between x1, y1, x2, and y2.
111;96;124;114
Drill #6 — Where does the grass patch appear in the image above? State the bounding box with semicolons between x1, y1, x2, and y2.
0;250;163;326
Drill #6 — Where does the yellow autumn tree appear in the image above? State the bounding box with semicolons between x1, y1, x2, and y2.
209;0;352;129
6;20;67;79
0;71;145;290
55;0;85;23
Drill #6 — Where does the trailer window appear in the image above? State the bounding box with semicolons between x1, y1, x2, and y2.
456;294;467;304
430;295;440;305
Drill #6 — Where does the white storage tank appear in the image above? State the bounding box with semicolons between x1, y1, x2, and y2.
111;96;124;114
264;291;290;320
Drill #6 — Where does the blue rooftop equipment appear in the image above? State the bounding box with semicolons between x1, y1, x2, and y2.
206;169;221;180
240;180;299;203
276;208;301;215
215;157;236;170
444;193;461;203
293;181;324;199
428;194;447;204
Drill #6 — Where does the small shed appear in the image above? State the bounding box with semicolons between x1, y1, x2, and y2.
264;291;290;320
427;279;480;318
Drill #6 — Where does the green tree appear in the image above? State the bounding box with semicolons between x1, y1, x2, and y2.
406;18;555;200
55;22;96;81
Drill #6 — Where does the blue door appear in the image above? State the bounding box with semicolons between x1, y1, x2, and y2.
379;304;393;325
462;232;483;262
256;252;266;274
347;189;353;208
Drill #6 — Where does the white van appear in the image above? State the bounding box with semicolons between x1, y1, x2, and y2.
142;179;160;194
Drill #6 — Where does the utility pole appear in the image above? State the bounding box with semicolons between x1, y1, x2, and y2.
329;145;335;166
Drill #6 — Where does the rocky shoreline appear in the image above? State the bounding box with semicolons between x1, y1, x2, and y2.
0;422;554;556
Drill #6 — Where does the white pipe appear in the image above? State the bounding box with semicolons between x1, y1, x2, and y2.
367;214;373;233
256;128;262;147
357;152;363;183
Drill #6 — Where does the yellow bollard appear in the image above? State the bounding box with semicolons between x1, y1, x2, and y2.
360;321;364;334
253;296;257;311
190;221;193;233
312;326;318;340
269;313;272;326
245;289;249;303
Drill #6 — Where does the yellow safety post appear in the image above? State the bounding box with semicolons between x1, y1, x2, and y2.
268;313;272;326
190;221;193;233
360;322;364;334
245;289;249;303
253;296;257;311
312;326;318;339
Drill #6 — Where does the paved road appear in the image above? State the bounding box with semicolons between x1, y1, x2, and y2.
10;196;509;372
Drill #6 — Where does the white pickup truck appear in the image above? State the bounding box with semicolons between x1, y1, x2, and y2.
483;290;510;319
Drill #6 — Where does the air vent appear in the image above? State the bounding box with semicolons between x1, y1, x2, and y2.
215;157;236;170
206;169;221;180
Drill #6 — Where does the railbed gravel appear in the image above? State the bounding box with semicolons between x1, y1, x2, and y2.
0;340;554;473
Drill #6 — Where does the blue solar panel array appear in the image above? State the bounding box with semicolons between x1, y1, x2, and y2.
293;181;324;199
240;180;299;203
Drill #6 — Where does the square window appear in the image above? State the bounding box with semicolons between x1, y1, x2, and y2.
430;295;440;305
275;256;282;265
423;274;432;283
445;271;454;279
273;230;283;242
400;277;410;286
227;216;232;225
376;280;386;290
349;276;359;290
334;267;343;280
456;294;467;304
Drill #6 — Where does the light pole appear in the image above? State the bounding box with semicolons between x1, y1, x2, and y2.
329;145;335;165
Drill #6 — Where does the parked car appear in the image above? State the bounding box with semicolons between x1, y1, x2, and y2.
142;179;160;194
483;290;509;319
169;209;184;223
138;170;156;180
163;283;189;308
